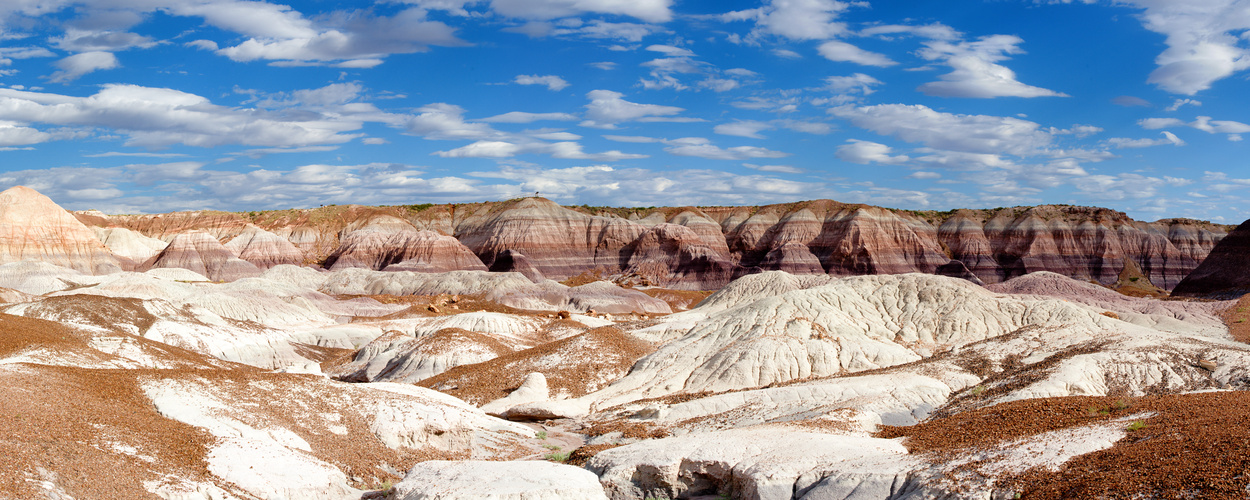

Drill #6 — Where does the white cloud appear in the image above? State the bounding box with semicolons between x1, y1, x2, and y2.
589;61;617;70
215;8;465;65
1165;98;1201;111
1048;125;1103;138
602;134;661;143
663;137;788;160
829;103;1055;156
822;73;883;95
404;103;502;140
646;44;694;57
581;89;685;128
514;74;570;91
835;139;910;165
0;84;365;148
0;121;51;146
714;120;771;139
1140;115;1250;139
549;20;661;42
816;41;896;67
1190;115;1250;134
186;39;219;51
1139;117;1186;129
53;29;156;52
480;111;579;123
489;0;674;23
1108;131;1187;148
772;48;802;59
916;35;1067;98
743;163;803;174
1127;0;1250;94
725;0;850;41
908;171;941;179
436;139;647;160
47;51;119;82
859;23;960;41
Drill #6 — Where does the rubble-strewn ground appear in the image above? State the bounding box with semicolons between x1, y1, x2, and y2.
4;263;1250;500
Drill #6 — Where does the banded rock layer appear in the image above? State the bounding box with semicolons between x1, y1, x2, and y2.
75;194;1229;289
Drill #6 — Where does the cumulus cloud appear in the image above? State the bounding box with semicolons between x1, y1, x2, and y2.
743;163;803;174
215;8;466;65
822;73;883;97
53;29;156;52
479;111;579;123
724;0;850;41
436;140;647;160
404;103;503;140
1140;115;1250;139
1108;131;1187;148
489;0;674;23
817;41;896;67
47;51;119;82
859;23;960;41
581;89;686;128
662;136;789;160
829;103;1055;156
1127;0;1250;95
0;84;365;147
514;74;570;91
916;35;1066;98
835;139;910;165
714;120;772;139
1165;98;1201;111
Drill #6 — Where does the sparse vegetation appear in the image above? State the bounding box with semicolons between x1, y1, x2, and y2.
1127;420;1147;432
543;450;570;462
534;430;548;440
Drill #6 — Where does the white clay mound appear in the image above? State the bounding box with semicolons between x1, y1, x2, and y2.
594;273;1115;405
392;460;608;500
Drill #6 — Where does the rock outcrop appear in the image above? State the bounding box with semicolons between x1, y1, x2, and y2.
487;249;545;282
456;198;647;280
325;216;486;272
1172;218;1250;298
223;225;304;269
0;186;122;274
624;223;735;289
51;190;1228;290
142;231;262;282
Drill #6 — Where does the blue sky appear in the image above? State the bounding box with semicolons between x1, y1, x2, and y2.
0;0;1248;222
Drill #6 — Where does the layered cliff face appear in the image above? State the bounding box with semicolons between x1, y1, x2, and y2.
1172;219;1250;298
454;198;648;280
0;186;122;274
49;188;1232;289
937;206;1222;289
141;231;262;281
223;225;305;269
323;215;486;272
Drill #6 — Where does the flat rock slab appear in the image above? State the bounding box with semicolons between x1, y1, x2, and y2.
393;460;608;500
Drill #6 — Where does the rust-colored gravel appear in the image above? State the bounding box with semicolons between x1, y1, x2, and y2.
566;443;622;467
1220;293;1250;343
640;288;714;311
418;326;656;405
882;392;1250;499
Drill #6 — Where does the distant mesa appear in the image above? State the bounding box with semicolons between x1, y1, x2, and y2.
0;185;1228;291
